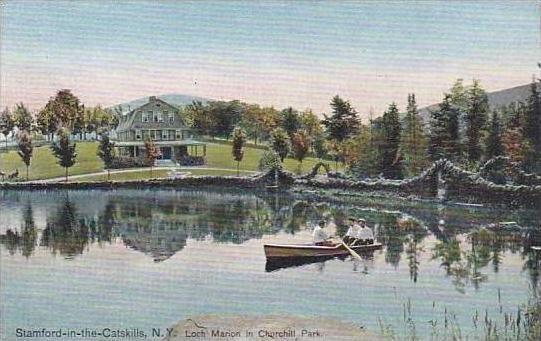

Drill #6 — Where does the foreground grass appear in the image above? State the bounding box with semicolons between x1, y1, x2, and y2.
0;141;339;181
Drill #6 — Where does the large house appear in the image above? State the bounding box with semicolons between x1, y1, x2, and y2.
114;96;206;164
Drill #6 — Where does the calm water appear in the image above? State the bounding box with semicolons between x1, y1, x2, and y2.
1;189;540;339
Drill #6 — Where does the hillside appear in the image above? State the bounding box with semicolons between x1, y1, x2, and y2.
109;94;212;114
418;83;539;121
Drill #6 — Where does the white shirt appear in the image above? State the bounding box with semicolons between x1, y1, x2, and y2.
357;226;374;240
346;224;361;237
313;226;329;243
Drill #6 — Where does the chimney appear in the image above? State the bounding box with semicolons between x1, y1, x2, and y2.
149;96;157;102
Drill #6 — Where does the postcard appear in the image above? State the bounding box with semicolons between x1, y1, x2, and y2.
1;1;540;340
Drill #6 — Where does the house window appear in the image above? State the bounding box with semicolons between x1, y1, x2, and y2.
142;130;149;140
166;111;174;123
136;130;141;140
162;130;168;140
175;129;181;140
150;130;156;140
141;111;149;122
169;130;175;140
158;112;163;122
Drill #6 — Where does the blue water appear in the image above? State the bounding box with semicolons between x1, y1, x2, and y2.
0;189;539;339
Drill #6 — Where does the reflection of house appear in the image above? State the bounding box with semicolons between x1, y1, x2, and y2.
118;222;189;262
114;96;206;164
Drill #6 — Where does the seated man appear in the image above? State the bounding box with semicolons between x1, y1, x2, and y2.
355;219;374;245
313;220;333;246
343;217;360;245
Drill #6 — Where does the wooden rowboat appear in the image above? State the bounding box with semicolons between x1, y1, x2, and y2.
264;242;382;259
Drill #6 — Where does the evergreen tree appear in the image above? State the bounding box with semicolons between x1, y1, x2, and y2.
523;80;541;172
0;107;14;150
465;80;489;163
401;94;428;175
379;103;403;179
524;80;541;147
270;128;290;162
486;110;504;159
17;130;33;180
13;103;34;131
428;95;461;162
322;95;359;143
97;134;115;180
231;127;246;176
449;79;468;110
50;128;77;182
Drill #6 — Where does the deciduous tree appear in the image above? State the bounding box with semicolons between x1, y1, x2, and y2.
231;127;246;176
291;131;310;172
270;128;290;162
50;128;77;182
144;138;160;177
97;134;115;180
0;107;14;150
13;103;34;132
17;130;33;180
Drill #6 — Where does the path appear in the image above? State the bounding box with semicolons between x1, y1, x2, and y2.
26;167;258;183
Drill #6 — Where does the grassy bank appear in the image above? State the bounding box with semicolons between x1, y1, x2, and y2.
0;141;339;181
73;168;255;182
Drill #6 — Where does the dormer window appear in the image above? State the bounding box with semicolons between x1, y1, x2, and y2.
141;111;148;122
167;111;174;123
157;112;163;122
148;111;154;122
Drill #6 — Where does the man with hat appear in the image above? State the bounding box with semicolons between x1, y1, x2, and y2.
344;217;361;245
355;218;374;245
313;220;333;246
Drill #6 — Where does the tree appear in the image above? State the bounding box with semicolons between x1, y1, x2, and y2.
300;109;324;154
428;95;461;162
465;80;489;163
144;138;160;177
36;106;59;141
401;94;428;175
449;79;468;111
13;103;34;131
280;107;301;138
231;127;246;176
485;110;504;160
17;130;33;180
379;103;403;179
43;89;84;130
50;128;77;182
523;80;541;172
270;128;290;162
97;134;115;180
322;95;359;143
291;131;311;172
0;107;14;150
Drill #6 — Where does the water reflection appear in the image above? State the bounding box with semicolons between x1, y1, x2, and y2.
0;189;540;292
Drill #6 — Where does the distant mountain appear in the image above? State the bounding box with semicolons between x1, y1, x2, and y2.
418;83;539;121
109;94;212;114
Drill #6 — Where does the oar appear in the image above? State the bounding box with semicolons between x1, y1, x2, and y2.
334;237;363;262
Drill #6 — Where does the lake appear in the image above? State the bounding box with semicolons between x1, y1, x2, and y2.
1;189;540;339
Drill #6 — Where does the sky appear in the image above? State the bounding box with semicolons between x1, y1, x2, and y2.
1;1;540;119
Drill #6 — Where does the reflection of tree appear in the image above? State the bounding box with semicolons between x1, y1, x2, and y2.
20;202;37;257
406;236;421;283
41;197;92;258
0;202;37;257
432;230;505;293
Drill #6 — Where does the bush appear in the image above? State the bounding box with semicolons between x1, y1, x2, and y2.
109;156;151;169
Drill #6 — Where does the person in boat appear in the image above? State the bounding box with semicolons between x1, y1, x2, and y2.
355;219;374;245
313;220;333;246
344;217;361;245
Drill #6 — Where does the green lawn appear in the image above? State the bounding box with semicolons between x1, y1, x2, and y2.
0;142;103;181
74;168;255;182
0;141;340;181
